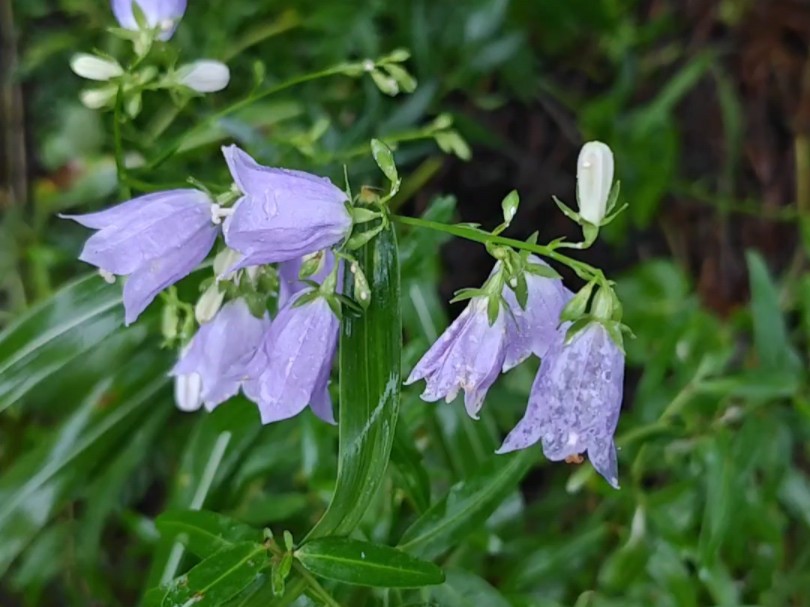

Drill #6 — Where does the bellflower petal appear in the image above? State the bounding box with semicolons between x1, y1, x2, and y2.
502;256;573;371
251;294;338;424
221;145;352;269
171;299;270;410
498;323;624;488
62;189;218;324
406;297;508;419
111;0;187;39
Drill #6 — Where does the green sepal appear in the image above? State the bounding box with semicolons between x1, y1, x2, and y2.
553;195;581;223
351;207;383;225
564;316;593;343
486;295;500;326
561;281;596;322
605;180;621;214
371;69;399;96
382;63;417;93
349;262;372;310
511;271;529;310
526;262;561;280
449;287;484;304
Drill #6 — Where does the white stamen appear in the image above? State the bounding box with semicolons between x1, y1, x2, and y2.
99;269;116;284
210;204;235;225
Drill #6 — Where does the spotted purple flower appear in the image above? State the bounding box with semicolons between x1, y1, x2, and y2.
111;0;187;40
244;293;338;424
221;145;352;272
497;322;625;488
62;189;218;325
171;299;270;411
407;259;571;418
406;297;507;418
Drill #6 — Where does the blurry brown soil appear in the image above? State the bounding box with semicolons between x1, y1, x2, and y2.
413;0;810;320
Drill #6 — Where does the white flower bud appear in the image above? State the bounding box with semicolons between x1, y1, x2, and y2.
576;141;614;225
177;60;231;93
70;54;124;81
174;371;203;412
80;87;116;109
195;284;225;324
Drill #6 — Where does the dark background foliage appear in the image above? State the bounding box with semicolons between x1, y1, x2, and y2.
2;0;810;605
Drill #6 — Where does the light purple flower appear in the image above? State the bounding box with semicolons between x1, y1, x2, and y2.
62;189;218;325
497;322;625;488
244;293;338;424
502;256;573;371
111;0;187;40
221;145;351;271
171;299;270;410
407;258;571;418
406;297;508;419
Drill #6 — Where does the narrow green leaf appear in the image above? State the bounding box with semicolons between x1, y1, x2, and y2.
429;569;512;607
159;543;268;607
0;274;122;413
398;449;536;559
296;538;444;588
306;224;401;539
156;510;262;559
745;250;800;373
0;364;167;575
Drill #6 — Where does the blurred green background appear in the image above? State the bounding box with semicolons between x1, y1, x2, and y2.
3;0;810;605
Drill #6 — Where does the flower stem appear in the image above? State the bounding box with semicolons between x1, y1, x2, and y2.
113;86;130;199
393;214;607;285
146;63;355;170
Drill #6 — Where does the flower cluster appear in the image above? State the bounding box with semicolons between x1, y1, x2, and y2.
71;1;230;113
65;145;352;424
407;143;626;488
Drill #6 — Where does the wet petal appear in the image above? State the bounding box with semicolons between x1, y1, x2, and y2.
122;223;218;324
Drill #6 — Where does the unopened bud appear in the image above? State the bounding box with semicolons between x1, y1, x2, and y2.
174;371;203;412
576;141;614;225
80;87;116;109
195;284;224;324
177;60;231;93
70;54;124;81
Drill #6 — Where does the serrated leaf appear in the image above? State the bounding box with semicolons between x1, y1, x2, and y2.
397;449;535;559
306;223;401;539
156;510;262;559
296;538;444;588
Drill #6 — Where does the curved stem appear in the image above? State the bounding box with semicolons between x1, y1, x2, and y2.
393;215;607;285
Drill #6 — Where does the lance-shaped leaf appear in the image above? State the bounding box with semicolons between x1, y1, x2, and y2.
296;538;444;588
306;223;401;538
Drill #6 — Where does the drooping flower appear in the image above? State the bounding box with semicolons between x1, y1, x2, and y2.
497;322;625;488
406;296;509;419
576;141;614;225
221;145;352;272
406;258;570;418
62;189;218;325
502;256;572;371
177;60;231;93
111;0;187;40
171;299;270;410
244;293;338;424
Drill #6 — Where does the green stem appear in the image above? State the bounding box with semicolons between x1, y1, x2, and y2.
113;86;131;199
393;215;607;284
147;64;355;170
